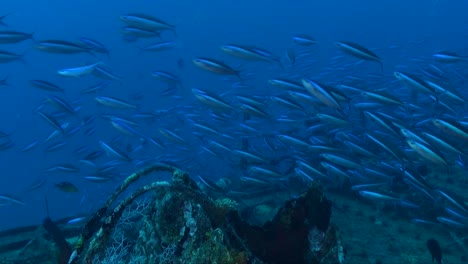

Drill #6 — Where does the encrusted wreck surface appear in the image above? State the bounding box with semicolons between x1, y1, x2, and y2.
0;164;343;264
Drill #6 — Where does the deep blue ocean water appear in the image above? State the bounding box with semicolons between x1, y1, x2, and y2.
0;0;467;234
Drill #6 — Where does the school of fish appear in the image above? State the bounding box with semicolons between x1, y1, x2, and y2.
0;11;467;233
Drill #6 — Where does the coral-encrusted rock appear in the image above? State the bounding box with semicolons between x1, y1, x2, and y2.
109;172;342;264
226;182;341;264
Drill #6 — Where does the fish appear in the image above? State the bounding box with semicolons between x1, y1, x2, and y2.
110;118;146;139
321;161;350;179
437;190;468;213
0;194;25;206
292;34;318;46
358;191;399;202
240;103;270;119
151;71;181;86
422;132;463;156
78;37;110;58
432;119;468;141
268;78;305;91
394;72;437;97
360;91;404;106
28;178;46;191
37;111;64;133
95;96;137;109
198;175;225;193
366;133;405;163
335;41;383;71
45;141;68;152
317;113;349;127
81;81;111;94
55;182;79;193
232;150;266;163
66;216;90;225
44;164;80;173
99;140;131;162
139;41;177;53
29;80;64;93
0;50;24;63
426;81;465;104
120;27;161;38
248;166;283;178
83;175;114;183
193;58;241;78
21;140;40;152
220;44;281;66
120;13;176;34
159;128;186;145
0;30;34;43
432;51;467;63
270;95;303;110
286;48;295;65
46;96;77;115
35;40;91;54
426;238;442;264
320;153;361;170
302;79;342;110
93;65;123;81
192;89;233;110
57;62;101;77
364;111;400;137
406;140;447;167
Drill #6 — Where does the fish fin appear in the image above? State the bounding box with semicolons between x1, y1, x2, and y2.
29;32;36;42
0;76;9;86
159;85;178;96
18;51;28;65
235;70;244;81
170;27;178;38
0;12;11;26
105;49;111;61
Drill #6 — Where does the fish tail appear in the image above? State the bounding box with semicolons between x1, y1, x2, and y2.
0;75;9;86
136;46;145;56
235;70;244;81
433;93;440;105
85;48;95;56
273;57;285;69
19;52;28;66
434;89;447;104
170;27;178;38
105;50;111;61
0;12;11;26
29;32;36;42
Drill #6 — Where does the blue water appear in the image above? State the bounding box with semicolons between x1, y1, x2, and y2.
0;0;467;232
